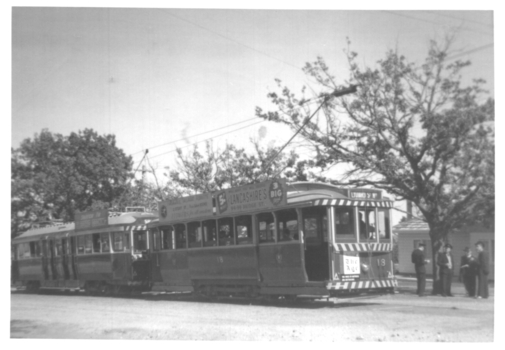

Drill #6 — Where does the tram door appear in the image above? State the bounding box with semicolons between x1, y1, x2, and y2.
70;237;78;279
302;206;330;281
41;239;50;280
61;238;71;280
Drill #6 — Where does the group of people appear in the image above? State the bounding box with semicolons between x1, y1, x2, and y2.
411;241;490;298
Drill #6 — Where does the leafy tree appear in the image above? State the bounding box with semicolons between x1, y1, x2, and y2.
256;37;494;279
11;129;133;236
168;139;311;195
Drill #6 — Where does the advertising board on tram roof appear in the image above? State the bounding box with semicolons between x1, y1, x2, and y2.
216;179;287;216
158;192;214;224
75;209;109;231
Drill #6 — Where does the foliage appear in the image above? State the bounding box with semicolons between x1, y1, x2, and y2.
167;139;311;195
11;129;133;236
256;37;494;264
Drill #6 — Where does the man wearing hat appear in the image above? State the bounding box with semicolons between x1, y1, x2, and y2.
459;247;478;297
437;243;454;297
475;241;490;299
411;242;430;296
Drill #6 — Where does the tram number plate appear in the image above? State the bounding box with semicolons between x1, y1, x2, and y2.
343;255;360;275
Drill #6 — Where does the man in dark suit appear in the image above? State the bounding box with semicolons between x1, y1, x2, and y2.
475;241;490;299
411;242;430;296
459;247;478;297
437;243;454;297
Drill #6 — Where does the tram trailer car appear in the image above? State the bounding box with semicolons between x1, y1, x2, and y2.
12;209;157;295
148;180;397;299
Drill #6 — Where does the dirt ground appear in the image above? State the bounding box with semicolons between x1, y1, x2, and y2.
10;277;494;341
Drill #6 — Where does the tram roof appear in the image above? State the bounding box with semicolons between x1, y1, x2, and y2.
13;211;157;243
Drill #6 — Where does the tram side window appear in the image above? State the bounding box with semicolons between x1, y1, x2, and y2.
92;233;101;253
101;233;110;252
174;224;187;249
55;240;63;256
236;215;253;245
77;236;85;254
133;231;147;252
334;207;355;241
161;226;174;250
358;208;376;241
303;207;328;244
258;212;275;243
188;221;202;248
18;243;31;259
377;208;391;240
29;241;41;257
124;233;131;251
113;232;124;252
85;235;93;254
276;209;299;242
218;218;235;246
151;229;160;251
203;220;217;247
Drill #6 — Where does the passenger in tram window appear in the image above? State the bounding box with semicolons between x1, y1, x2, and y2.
101;233;110;253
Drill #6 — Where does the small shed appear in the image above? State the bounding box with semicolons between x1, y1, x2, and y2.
393;218;494;278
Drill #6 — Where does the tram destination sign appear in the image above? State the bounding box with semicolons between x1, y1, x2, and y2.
75;209;109;231
159;192;214;224
216;179;287;216
349;189;382;200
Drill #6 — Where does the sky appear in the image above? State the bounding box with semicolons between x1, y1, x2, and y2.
7;2;498;225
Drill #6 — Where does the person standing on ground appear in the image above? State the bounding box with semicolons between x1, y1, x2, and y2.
411;242;430;296
475;241;490;299
437;243;454;297
459;247;478;297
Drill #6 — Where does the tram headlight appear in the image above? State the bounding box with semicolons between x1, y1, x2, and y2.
361;263;369;273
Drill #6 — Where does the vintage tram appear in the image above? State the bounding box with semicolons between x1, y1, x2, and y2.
12;180;397;299
12;209;156;294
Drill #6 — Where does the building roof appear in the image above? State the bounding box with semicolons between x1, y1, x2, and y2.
393;218;429;232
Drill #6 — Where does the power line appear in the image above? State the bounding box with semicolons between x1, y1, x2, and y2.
381;10;493;36
161;9;304;72
446;43;493;60
421;10;493;28
147;119;266;160
132;117;258;156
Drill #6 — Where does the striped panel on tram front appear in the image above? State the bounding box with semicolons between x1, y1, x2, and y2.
124;225;147;231
335;243;392;252
312;199;393;207
326;279;397;290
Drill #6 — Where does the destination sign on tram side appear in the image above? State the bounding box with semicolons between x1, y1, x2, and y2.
159;192;214;224
216;179;287;216
75;209;109;231
349;189;382;200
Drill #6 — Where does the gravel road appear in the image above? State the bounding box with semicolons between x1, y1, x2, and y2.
10;279;494;341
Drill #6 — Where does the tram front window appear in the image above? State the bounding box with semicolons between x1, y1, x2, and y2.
334;207;355;242
133;231;147;252
358;208;376;241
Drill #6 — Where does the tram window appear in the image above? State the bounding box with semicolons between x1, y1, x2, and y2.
112;232;124;252
236;215;253;245
174;224;187;249
85;235;93;254
124;233;130;251
258;212;275;243
29;241;40;257
77;236;85;254
276;209;299;242
188;221;202;248
18;243;31;259
302;207;328;244
202;220;217;247
101;233;110;252
92;233;101;253
218;218;235;246
377;208;391;240
55;240;63;257
152;229;160;251
133;231;147;252
161;226;174;250
334;207;355;241
358;208;376;241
